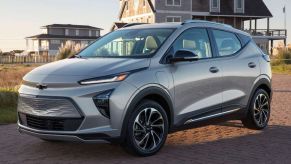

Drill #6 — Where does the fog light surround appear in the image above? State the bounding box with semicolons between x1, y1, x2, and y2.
93;90;114;118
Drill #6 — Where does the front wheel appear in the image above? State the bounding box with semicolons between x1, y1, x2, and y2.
123;100;169;156
242;89;271;130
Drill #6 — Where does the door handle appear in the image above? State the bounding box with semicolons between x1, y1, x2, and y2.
248;62;256;68
209;67;219;73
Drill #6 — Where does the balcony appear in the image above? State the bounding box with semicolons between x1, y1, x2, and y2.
245;29;287;39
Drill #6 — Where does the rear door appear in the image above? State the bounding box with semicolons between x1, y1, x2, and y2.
210;29;261;112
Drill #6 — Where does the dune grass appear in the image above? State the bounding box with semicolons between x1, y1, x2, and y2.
0;64;38;124
272;64;291;75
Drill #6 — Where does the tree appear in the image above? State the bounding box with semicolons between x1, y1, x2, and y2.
0;49;2;56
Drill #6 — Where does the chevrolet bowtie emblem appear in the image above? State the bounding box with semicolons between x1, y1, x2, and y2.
36;84;48;90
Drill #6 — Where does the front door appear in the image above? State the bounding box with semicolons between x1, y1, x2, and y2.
168;28;223;125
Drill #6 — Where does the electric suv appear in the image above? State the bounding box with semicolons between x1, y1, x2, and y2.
18;21;272;156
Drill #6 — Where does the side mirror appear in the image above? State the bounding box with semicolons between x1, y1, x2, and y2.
169;49;199;63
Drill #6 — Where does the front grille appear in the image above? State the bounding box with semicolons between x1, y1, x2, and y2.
18;94;82;118
20;113;83;131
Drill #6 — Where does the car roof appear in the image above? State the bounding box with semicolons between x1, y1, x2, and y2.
121;22;182;29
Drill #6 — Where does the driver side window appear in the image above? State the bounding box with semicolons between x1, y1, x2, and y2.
171;28;212;59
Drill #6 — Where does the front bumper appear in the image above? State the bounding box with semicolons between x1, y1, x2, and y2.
17;79;138;142
18;122;118;143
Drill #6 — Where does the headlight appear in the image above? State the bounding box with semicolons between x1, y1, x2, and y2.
79;73;129;85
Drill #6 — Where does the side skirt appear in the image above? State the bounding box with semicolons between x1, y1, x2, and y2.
170;108;246;133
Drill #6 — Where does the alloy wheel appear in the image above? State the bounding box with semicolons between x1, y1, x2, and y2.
133;108;165;151
253;93;270;127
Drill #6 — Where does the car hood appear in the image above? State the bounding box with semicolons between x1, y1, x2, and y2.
23;58;150;84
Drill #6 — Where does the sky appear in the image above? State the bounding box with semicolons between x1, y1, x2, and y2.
0;0;290;52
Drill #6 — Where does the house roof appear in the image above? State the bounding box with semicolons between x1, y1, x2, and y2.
26;34;99;40
212;0;272;18
41;24;103;30
111;22;128;31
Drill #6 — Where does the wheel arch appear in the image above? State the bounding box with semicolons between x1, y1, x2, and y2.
120;86;174;141
248;77;272;110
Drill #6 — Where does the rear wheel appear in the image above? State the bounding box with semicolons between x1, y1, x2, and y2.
123;100;168;156
242;89;271;130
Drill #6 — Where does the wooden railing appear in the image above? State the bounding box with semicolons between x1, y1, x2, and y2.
245;29;287;37
0;56;56;64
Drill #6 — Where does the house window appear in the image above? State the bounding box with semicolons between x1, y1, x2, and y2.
51;40;61;45
65;29;69;36
166;16;181;22
76;30;79;36
166;0;181;6
234;0;244;13
236;0;243;9
212;0;218;8
143;0;146;7
210;0;220;12
41;40;49;50
89;30;92;37
96;31;100;37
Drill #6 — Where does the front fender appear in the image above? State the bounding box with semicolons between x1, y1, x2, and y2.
119;84;174;141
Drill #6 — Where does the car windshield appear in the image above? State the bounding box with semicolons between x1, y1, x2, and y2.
78;28;174;58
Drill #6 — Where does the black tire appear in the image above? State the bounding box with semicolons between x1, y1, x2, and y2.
242;89;271;130
123;100;169;157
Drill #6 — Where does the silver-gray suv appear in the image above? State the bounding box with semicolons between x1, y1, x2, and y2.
18;21;272;156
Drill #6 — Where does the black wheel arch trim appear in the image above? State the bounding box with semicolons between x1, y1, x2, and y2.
120;86;174;141
247;77;272;112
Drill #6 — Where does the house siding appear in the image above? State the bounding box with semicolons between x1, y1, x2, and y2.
155;0;191;11
155;13;192;23
120;0;153;19
219;0;234;14
192;0;209;12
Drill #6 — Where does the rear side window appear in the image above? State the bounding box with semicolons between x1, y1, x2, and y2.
212;30;242;57
238;33;251;47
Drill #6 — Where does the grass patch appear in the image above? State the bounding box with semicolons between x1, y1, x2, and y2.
0;89;18;124
0;107;17;124
272;64;291;75
0;64;39;124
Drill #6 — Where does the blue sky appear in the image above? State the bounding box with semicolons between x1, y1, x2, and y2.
0;0;290;51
